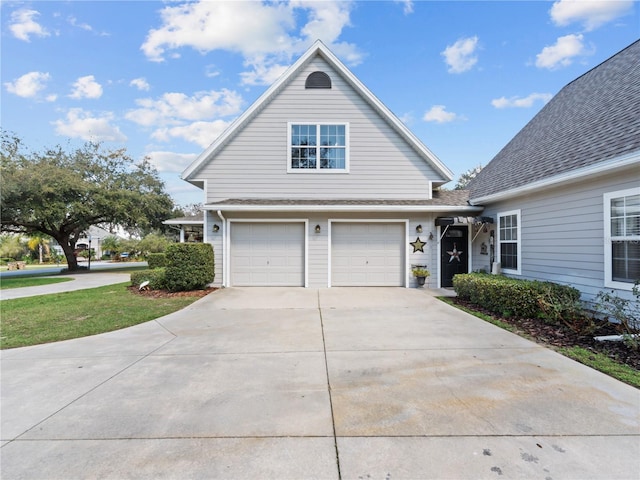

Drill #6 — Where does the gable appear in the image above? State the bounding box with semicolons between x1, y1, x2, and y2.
469;40;640;203
182;41;453;200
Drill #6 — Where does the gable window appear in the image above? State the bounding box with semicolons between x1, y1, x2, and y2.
498;210;521;274
288;123;348;172
604;188;640;289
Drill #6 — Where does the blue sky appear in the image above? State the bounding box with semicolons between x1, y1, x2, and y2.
2;1;638;206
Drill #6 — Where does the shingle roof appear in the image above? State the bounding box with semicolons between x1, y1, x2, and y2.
206;189;474;209
468;40;640;201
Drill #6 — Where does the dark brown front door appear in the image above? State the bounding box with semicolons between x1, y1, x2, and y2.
441;226;468;288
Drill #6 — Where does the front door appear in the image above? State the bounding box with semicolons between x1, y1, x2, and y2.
440;226;468;288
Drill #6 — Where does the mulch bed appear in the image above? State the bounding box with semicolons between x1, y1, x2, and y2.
452;298;640;371
127;286;217;299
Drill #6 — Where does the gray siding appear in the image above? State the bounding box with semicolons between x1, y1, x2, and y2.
471;171;638;302
213;211;439;288
199;57;444;203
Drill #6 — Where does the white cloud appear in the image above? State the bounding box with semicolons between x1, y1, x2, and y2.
395;0;414;15
130;78;151;91
141;0;361;85
4;71;51;99
126;89;243;127
145;151;198;172
70;75;103;99
9;9;49;42
239;57;290;86
68;16;92;31
550;0;634;31
491;93;553;109
53;108;126;142
423;105;462;123
536;34;587;69
442;36;479;74
151;120;231;148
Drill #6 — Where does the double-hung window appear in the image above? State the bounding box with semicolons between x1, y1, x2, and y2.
604;188;640;289
498;210;521;274
289;123;348;172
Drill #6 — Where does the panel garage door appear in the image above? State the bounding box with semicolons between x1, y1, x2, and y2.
230;223;305;286
331;222;405;286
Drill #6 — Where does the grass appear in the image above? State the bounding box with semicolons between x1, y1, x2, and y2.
439;296;640;388
1;276;73;290
559;346;640;389
0;282;201;349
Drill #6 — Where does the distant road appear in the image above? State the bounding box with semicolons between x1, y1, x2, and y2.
0;261;148;278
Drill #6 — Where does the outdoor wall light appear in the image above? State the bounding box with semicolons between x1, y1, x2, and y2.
315;224;321;233
429;232;434;241
416;225;423;233
212;224;220;233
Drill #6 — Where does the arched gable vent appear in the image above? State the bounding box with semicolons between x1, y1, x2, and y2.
305;71;332;89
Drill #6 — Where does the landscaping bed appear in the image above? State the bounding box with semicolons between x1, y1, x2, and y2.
127;286;217;299
451;297;640;371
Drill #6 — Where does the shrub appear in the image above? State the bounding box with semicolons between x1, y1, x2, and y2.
164;243;214;292
595;281;639;349
130;268;167;290
453;273;580;320
147;253;167;269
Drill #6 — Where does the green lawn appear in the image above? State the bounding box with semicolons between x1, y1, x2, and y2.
1;282;202;349
1;277;73;290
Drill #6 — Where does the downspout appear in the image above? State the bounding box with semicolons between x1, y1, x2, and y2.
217;210;226;287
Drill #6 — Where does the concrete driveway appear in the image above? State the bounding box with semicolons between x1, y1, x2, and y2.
1;287;638;479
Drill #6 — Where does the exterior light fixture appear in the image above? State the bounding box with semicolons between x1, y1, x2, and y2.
416;225;423;233
315;224;321;233
212;224;220;233
429;232;434;241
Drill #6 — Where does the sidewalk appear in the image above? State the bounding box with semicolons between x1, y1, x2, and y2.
0;272;132;300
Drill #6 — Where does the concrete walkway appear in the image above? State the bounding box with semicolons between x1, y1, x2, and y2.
0;272;131;300
1;287;638;479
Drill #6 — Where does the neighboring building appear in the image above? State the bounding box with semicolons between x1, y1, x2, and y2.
179;40;484;288
468;40;640;302
163;213;205;243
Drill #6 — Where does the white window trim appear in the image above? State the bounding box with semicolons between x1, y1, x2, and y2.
497;209;521;275
287;122;350;173
603;187;640;290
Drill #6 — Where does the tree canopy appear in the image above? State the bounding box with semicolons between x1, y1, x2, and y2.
0;132;174;271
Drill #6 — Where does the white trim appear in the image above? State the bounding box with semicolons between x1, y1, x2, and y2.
470;151;640;205
203;204;482;213
328;219;409;288
497;209;521;275
603;186;640;290
287;122;350;173
227;219;308;287
163;220;203;225
182;40;453;182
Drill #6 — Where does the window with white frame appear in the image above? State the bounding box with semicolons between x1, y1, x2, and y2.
289;123;348;171
498;210;521;274
604;188;640;288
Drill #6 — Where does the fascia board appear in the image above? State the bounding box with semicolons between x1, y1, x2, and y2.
163;220;204;225
203;204;483;213
469;151;640;205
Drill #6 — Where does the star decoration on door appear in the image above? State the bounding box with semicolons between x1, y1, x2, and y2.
447;243;463;262
410;237;426;253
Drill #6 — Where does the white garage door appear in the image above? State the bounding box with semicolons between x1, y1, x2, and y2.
331;222;405;286
230;222;305;286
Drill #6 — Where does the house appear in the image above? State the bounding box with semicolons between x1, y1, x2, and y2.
180;40;485;288
468;40;640;302
163;213;205;243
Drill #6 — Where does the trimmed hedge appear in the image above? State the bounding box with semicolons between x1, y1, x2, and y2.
146;253;167;269
453;273;580;319
164;243;215;292
130;268;167;290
